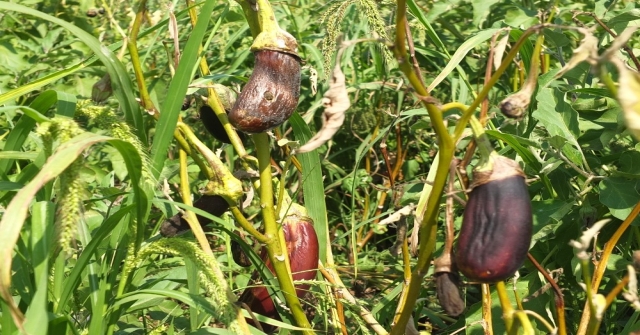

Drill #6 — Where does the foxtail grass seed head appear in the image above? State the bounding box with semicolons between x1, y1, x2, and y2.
76;100;155;188
37;117;85;254
138;239;240;329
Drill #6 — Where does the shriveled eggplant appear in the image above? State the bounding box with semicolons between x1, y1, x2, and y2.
435;271;465;317
455;155;532;283
229;50;301;133
160;195;229;237
240;216;318;330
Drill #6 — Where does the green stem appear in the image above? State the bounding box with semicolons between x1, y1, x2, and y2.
514;311;535;335
599;64;618;96
255;0;281;32
580;258;603;335
253;133;315;334
496;281;515;332
230;206;268;244
453;25;542;143
173;129;213;179
389;1;454;332
178;149;214;256
469;115;495;169
235;0;261;37
185;0;251;166
127;0;155;114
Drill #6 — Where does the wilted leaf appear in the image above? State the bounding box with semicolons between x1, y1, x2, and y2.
612;60;640;140
555;28;598;78
296;51;350;154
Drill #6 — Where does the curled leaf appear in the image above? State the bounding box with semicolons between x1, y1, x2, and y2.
295;58;349;154
609;57;640;141
555;28;599;78
378;203;416;226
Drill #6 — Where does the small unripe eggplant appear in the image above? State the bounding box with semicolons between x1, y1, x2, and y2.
229;50;301;133
240;216;318;329
160;195;229;237
455;155;532;283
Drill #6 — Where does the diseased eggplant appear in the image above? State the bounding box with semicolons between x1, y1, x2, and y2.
160;195;229;237
229;50;301;133
240;216;318;331
455;155;532;283
435;271;465;317
200;105;233;144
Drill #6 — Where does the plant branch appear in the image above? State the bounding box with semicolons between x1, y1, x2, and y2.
127;0;156;114
496;281;515;332
252;132;314;334
453;25;542;143
577;200;640;334
482;284;493;335
527;253;566;335
185;0;252;165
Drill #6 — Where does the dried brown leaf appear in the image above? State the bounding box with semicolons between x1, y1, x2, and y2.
296;59;349;154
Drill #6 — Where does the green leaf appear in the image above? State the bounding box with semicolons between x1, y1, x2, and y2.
0;2;144;142
0;132;146;325
472;0;500;27
531;199;574;244
289;112;329;262
426;28;500;91
406;0;449;56
23;201;54;335
0;90;56;177
150;0;218;176
0;181;23;191
534;87;584;161
599;177;640;221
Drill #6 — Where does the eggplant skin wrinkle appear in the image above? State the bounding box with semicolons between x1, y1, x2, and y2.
455;175;532;282
229;50;301;133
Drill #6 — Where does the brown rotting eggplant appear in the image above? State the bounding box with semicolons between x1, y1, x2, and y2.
455;155;532;283
239;216;319;330
229;50;301;133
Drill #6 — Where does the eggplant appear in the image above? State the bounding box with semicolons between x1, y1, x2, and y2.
160;195;229;237
435;271;465;317
229;50;301;133
240;216;318;331
455;156;532;283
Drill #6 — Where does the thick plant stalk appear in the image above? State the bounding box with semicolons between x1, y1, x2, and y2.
482;284;493;335
496;281;515;332
388;1;453;332
252;132;314;334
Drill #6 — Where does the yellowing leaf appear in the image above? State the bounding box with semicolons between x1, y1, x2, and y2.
611;57;640;141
